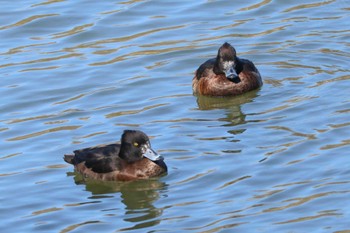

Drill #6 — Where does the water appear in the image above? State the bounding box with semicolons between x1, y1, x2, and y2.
1;0;350;232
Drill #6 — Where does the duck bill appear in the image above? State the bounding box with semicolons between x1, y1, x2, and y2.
142;145;164;161
224;68;238;80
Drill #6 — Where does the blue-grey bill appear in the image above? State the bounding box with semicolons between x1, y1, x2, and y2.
143;146;163;161
225;68;238;79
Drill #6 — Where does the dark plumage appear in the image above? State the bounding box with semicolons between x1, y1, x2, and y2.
193;42;262;96
64;130;167;181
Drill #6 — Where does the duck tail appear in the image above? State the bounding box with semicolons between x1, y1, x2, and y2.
63;154;74;164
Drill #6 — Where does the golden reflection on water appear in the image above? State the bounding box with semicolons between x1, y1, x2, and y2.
215;175;252;191
31;0;66;8
20;66;60;72
310;75;350;88
7;125;81;141
239;0;273;11
7;108;84;124
0;53;82;69
105;103;167;118
211;20;252;31
0;42;55;55
8;114;57;124
193;25;290;44
119;0;146;5
0;14;58;30
185;222;245;232
30;207;63;217
67;25;186;51
266;126;316;140
52;23;95;39
320;139;350;150
174;169;216;186
60;221;102;233
0;152;22;160
263;191;349;213
275;210;342;224
0;172;22;177
283;0;337;13
90;45;197;66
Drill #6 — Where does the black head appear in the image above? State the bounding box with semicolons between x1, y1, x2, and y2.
119;130;163;163
214;42;239;81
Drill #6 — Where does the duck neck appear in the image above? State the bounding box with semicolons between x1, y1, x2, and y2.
213;59;222;75
235;57;243;74
118;144;135;163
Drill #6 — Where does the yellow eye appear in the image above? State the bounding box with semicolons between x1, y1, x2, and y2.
133;142;139;147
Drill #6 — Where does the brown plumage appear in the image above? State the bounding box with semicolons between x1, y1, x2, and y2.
193;42;262;96
64;130;167;181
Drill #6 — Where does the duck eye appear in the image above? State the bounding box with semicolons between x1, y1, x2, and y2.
133;142;139;147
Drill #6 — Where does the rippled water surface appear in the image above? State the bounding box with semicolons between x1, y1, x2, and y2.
1;0;350;232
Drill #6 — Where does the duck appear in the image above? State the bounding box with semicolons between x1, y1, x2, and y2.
64;130;167;181
192;42;262;96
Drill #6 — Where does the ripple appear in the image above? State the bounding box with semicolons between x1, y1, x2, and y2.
7;125;81;141
239;0;273;11
283;0;337;13
262;191;350;213
29;207;63;217
320;139;350;150
215;176;252;191
60;221;103;233
105;103;168;118
0;53;82;69
174;169;216;186
52;23;95;39
0;14;59;30
275;210;342;225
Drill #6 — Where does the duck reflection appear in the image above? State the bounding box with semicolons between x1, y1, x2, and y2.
67;172;167;230
196;91;259;128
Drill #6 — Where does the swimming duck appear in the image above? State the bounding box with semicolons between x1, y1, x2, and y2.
64;130;167;181
192;42;262;96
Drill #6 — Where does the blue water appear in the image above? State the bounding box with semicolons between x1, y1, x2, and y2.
1;0;350;232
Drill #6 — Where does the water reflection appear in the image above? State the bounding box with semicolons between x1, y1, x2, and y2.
68;172;167;230
195;91;259;129
195;90;259;110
